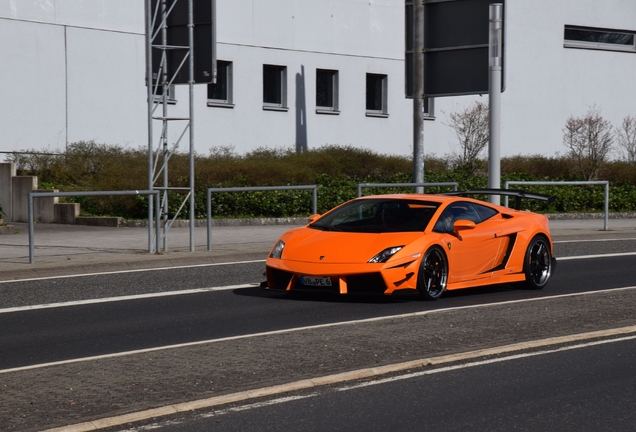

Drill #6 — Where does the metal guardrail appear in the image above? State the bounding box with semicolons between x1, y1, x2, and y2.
357;182;459;197
504;181;610;231
28;190;161;264
206;185;318;251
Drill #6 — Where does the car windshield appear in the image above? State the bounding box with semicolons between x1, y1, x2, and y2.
309;199;440;233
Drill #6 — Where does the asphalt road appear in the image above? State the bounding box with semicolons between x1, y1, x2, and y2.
129;336;636;432
1;255;636;371
1;237;636;431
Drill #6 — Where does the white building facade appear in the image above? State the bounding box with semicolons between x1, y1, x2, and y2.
1;0;635;159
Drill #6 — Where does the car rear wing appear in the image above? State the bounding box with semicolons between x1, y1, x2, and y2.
443;188;556;210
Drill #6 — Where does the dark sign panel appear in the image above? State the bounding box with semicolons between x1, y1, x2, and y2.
405;0;505;98
150;0;216;85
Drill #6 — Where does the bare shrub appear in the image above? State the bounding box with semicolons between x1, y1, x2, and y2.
445;101;489;174
616;115;636;164
562;106;613;180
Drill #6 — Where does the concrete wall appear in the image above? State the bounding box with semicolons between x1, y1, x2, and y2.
11;176;37;223
33;190;59;223
0;163;16;221
54;203;80;225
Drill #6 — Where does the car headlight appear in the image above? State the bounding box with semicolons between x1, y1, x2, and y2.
368;246;403;263
269;240;285;259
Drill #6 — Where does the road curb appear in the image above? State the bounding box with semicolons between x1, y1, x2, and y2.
43;324;636;432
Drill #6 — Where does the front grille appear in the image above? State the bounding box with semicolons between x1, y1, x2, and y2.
346;273;387;294
268;268;293;290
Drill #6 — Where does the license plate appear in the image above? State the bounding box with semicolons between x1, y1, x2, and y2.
300;276;332;286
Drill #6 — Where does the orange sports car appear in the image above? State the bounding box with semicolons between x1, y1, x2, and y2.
264;189;556;300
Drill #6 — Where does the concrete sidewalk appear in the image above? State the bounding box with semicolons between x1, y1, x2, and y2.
0;218;634;282
0;222;292;281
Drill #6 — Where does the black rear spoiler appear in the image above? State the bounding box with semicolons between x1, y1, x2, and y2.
443;188;556;210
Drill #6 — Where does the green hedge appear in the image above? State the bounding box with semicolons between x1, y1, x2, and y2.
6;143;636;218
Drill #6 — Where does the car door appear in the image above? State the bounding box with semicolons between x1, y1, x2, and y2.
433;202;506;283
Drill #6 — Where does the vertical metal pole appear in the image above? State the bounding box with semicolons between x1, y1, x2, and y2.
413;0;425;193
188;0;195;251
207;189;212;251
488;4;503;205
155;191;161;252
28;193;34;264
312;187;317;215
604;182;609;231
161;0;169;251
145;0;155;253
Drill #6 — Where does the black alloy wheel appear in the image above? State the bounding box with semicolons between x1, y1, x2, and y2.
522;235;552;289
418;246;448;300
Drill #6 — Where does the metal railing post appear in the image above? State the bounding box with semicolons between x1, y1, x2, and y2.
604;182;609;231
207;188;212;251
28;193;35;264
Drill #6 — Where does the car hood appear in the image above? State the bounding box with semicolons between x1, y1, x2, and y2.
280;227;424;264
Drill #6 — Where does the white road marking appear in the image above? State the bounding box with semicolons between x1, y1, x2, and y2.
42;327;636;432
0;259;266;285
115;394;318;432
337;334;636;392
5;284;636;375
558;252;636;261
0;284;258;314
3;249;635;314
554;237;636;244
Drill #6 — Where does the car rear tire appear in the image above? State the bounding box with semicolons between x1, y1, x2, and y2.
418;246;448;300
521;235;552;289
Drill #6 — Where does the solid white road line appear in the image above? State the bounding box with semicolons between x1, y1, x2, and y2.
4;284;636;375
337;334;636;392
0;252;636;314
558;251;636;261
0;238;636;284
43;327;636;432
0;284;258;314
554;237;636;244
0;259;266;285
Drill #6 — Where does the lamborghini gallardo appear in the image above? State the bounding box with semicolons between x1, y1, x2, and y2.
264;189;556;300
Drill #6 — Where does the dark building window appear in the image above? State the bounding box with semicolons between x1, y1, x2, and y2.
263;64;287;109
366;73;388;117
564;26;636;52
207;60;233;107
316;69;339;113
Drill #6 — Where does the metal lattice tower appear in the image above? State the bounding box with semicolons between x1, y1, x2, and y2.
144;0;215;252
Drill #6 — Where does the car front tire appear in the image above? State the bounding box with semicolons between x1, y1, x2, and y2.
418;246;448;300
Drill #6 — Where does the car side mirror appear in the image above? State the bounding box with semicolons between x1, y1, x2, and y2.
308;214;321;223
453;219;476;239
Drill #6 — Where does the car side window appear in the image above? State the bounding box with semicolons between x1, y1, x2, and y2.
432;202;483;233
472;203;499;222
